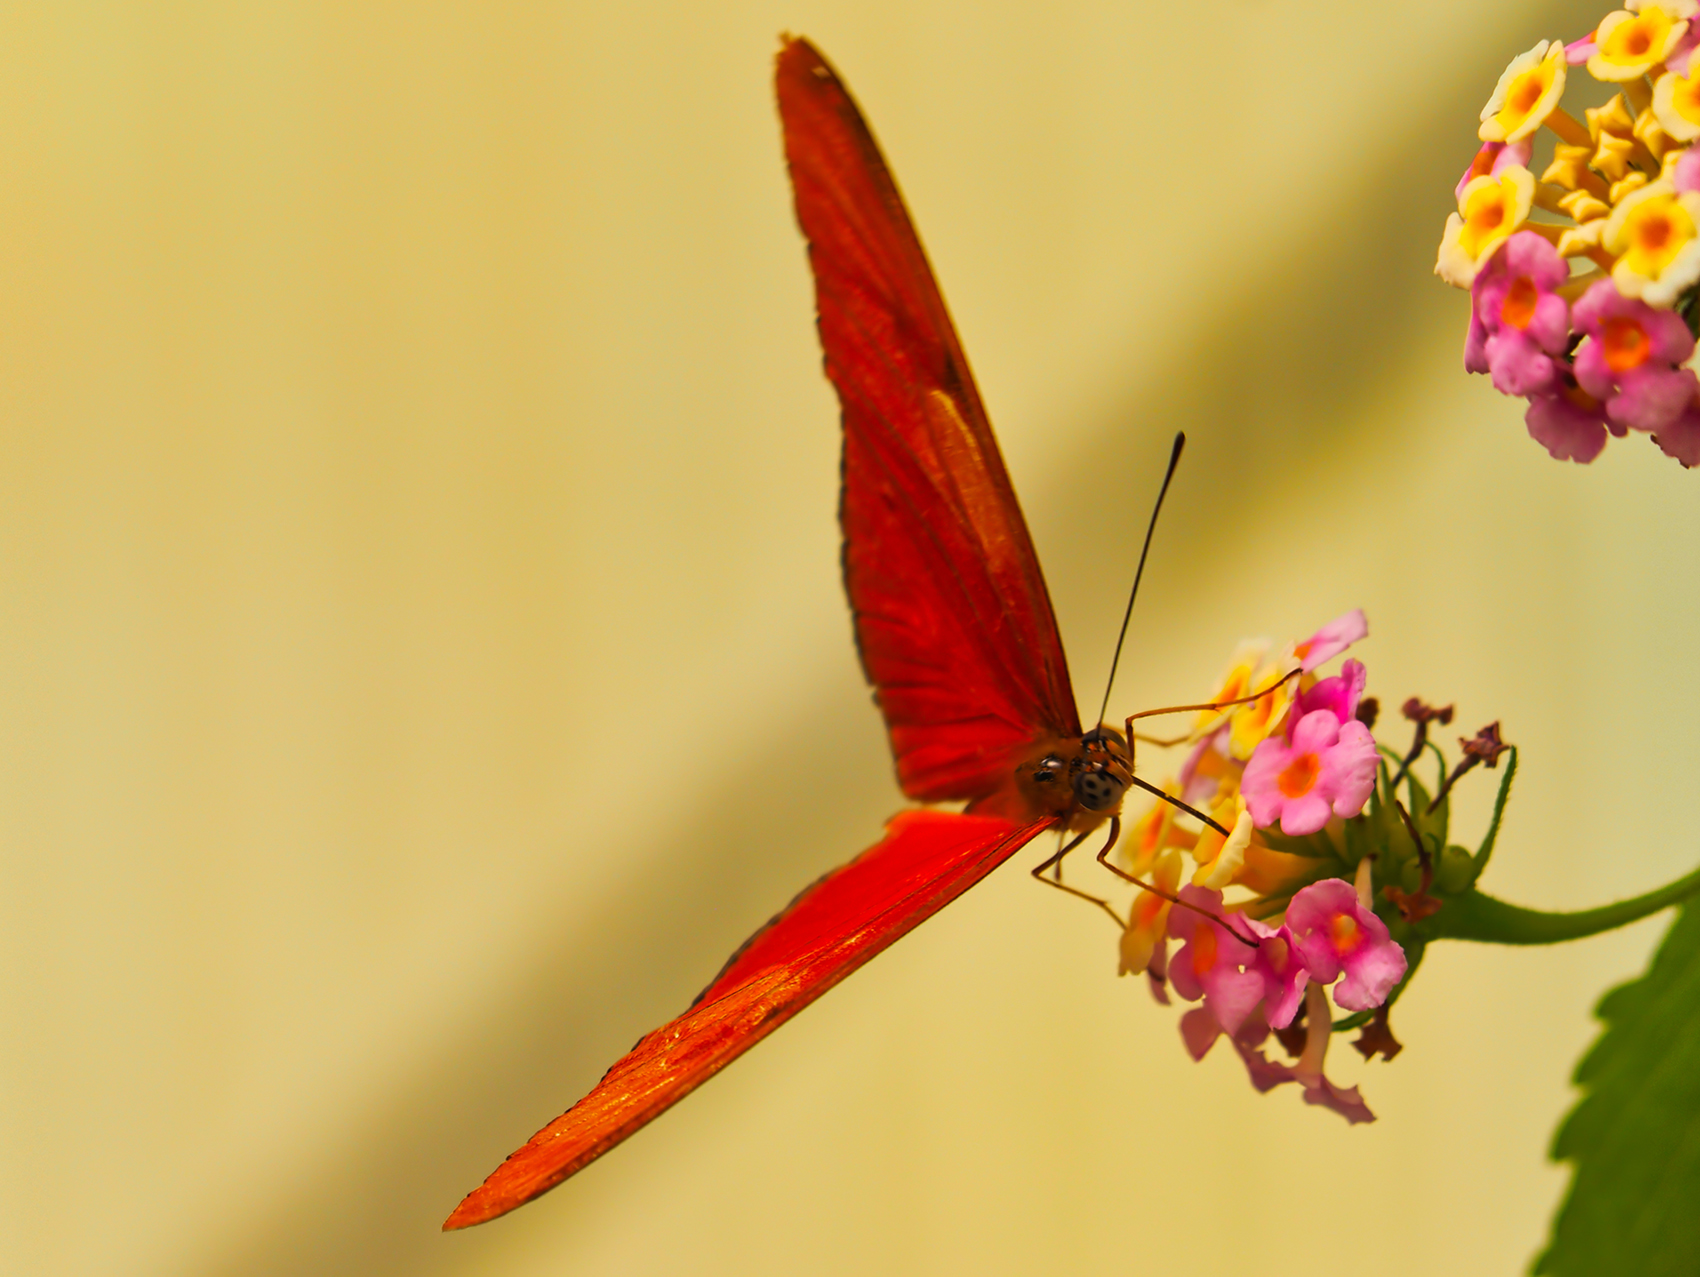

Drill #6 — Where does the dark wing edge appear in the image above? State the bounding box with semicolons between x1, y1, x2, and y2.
777;37;1080;803
442;809;1054;1229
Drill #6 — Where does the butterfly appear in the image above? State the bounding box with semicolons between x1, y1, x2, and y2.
443;35;1186;1229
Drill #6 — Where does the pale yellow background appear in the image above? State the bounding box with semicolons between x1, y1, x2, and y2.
4;1;1695;1274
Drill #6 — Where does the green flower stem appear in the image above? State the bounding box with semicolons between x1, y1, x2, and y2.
1427;865;1700;945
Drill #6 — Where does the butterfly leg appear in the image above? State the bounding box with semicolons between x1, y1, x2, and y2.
1094;839;1239;934
1122;773;1231;837
1030;818;1124;929
1120;667;1303;742
1131;730;1190;748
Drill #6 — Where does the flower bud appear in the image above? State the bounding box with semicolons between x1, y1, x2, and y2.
1435;844;1479;893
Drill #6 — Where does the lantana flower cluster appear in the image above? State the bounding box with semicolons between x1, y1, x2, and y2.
1117;609;1510;1122
1436;10;1700;466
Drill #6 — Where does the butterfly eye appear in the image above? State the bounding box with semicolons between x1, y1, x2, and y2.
1029;754;1066;785
1073;768;1125;811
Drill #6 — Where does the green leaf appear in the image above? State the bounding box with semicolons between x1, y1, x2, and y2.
1678;285;1700;341
1535;902;1700;1275
1259;827;1336;859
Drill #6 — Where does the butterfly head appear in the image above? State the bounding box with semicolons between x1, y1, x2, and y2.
1015;728;1131;822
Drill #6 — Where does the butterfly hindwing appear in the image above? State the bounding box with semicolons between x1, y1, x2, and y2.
443;811;1054;1228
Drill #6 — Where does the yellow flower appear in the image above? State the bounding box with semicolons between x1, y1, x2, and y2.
1119;850;1181;977
1589;7;1690;82
1435;167;1536;287
1192;795;1252;889
1603;181;1700;304
1480;40;1569;142
1121;781;1197;878
1181;736;1242;814
1228;660;1299;761
1654;64;1700;141
1235;837;1318;898
1192;639;1268;739
1633;0;1700;19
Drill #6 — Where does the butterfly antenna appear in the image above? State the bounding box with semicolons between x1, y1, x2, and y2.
1094;432;1185;729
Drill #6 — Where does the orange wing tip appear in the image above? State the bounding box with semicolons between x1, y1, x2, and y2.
443;1196;498;1231
442;1136;570;1229
776;34;834;81
442;1166;536;1230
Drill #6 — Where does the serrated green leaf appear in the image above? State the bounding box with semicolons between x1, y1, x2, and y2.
1535;902;1700;1275
1421;739;1450;847
1473;746;1517;880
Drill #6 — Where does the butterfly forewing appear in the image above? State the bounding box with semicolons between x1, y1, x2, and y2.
777;38;1080;803
443;38;1085;1228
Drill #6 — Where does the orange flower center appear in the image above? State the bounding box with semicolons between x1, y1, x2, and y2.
1136;892;1165;928
1562;380;1604;411
1277;752;1321;798
1501;275;1538;329
1192;924;1217;976
1330;912;1361;953
1509;75;1545;114
1642;212;1672;253
1603;316;1653;373
1138;818;1161;853
1603;10;1671;63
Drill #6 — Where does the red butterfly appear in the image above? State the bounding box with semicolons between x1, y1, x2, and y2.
444;36;1189;1229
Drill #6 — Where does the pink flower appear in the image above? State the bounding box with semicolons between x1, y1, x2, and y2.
1147;937;1171;1005
1290;981;1375;1123
1241;710;1378;836
1299;1072;1375;1123
1295;658;1366;727
1177;726;1233;808
1180;1001;1275;1064
1525;378;1613;463
1453;138;1533;202
1231;1035;1302;1094
1676;148;1700;196
1166;886;1262;1035
1221;990;1376;1123
1179;1006;1224;1060
1655;400;1700;467
1668;23;1700;75
1565;31;1597;65
1285;878;1408;1011
1226;913;1311;1029
1471;231;1571;396
1572;280;1700;434
1292;609;1367;672
1464;305;1490;375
